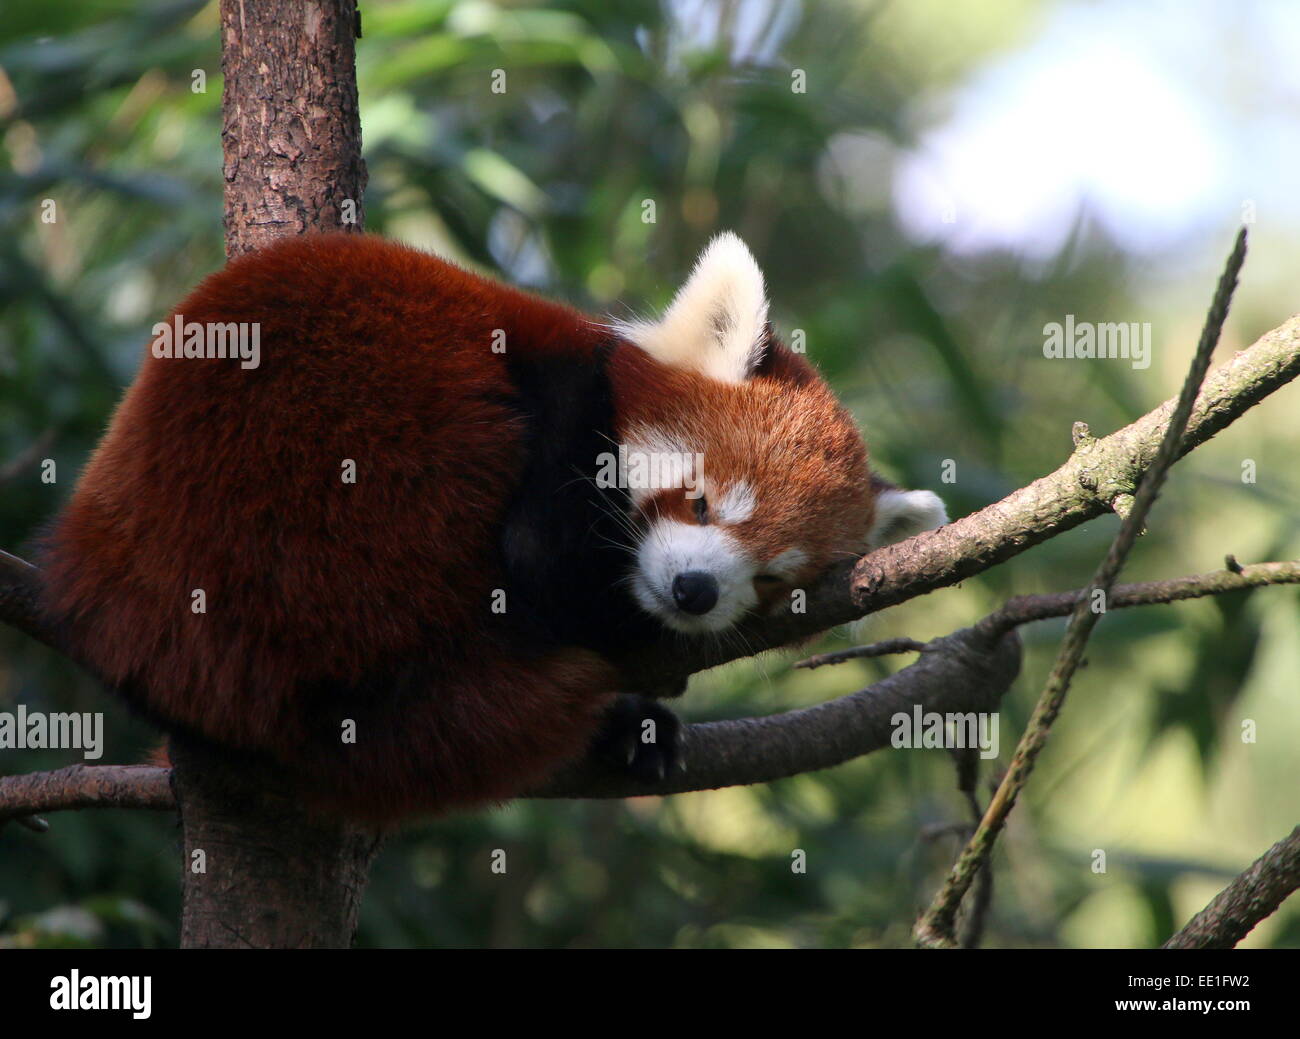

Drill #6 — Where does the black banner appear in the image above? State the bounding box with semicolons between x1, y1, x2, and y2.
0;949;1292;1025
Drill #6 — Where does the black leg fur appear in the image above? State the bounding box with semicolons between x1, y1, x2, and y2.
591;693;683;783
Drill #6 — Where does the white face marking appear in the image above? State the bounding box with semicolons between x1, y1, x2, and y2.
714;481;756;524
619;427;703;506
632;520;758;633
623;426;688;465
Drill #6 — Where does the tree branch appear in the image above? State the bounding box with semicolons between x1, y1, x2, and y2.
5;557;1296;820
1162;826;1300;949
0;548;53;651
534;624;1022;798
0;626;1019;818
0;765;173;831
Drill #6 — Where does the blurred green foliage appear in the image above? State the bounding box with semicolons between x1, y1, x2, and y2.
1;0;1297;948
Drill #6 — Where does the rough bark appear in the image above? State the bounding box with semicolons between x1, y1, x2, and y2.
1163;827;1300;949
221;0;367;256
0;764;172;829
171;739;380;949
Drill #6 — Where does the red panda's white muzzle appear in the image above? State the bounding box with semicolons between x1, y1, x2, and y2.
631;519;759;633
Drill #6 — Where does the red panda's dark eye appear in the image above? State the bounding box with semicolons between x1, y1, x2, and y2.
693;495;708;524
754;574;782;585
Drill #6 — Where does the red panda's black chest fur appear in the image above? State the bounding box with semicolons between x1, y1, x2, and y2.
497;343;665;656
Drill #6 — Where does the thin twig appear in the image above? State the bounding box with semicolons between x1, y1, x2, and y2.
0;428;56;485
977;559;1300;637
794;638;927;669
916;228;1249;948
797;559;1300;671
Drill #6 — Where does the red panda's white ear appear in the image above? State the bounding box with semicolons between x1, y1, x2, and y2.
869;489;948;548
617;232;769;383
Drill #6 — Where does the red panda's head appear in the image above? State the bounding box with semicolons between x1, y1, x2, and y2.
606;233;947;635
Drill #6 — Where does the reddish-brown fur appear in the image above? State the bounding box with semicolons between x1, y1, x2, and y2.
42;233;875;821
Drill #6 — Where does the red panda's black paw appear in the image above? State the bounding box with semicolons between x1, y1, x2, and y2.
592;694;683;783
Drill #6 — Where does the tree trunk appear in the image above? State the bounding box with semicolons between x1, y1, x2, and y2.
220;0;367;256
171;0;377;949
172;739;381;949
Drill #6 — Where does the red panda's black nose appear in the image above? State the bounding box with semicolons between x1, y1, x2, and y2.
672;571;719;615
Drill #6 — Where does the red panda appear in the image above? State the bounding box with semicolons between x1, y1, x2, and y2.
40;232;946;822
